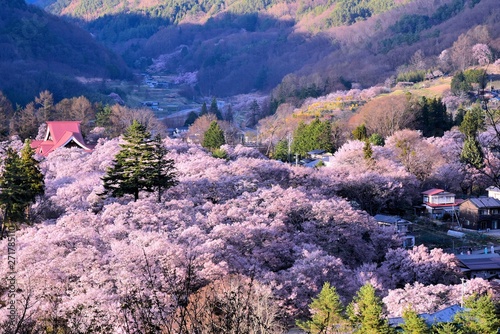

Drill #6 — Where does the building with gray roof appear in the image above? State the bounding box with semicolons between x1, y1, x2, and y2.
460;197;500;230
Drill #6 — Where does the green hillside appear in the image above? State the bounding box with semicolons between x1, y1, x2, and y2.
33;0;406;23
21;0;500;105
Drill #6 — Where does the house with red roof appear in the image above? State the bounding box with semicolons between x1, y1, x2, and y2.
31;121;93;157
421;188;464;219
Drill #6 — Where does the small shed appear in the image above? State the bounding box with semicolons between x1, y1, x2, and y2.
374;214;415;248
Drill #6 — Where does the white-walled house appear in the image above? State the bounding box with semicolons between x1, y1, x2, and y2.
487;186;500;200
421;188;464;219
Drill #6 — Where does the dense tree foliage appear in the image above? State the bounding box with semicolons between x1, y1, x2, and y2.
0;123;494;331
0;3;130;105
451;69;487;95
380;0;482;53
209;97;223;120
202;121;226;151
347;283;393;333
459;105;485;170
413;97;452;137
401;307;429;334
297;282;352;333
291;119;333;157
353;124;368;141
101;120;177;202
454;294;500;333
0;141;44;237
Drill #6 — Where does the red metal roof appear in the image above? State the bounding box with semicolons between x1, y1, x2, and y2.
422;188;445;195
31;121;93;156
424;199;465;208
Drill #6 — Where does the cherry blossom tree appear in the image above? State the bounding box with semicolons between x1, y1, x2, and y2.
0;126;479;332
383;278;492;318
472;43;492;66
379;245;461;290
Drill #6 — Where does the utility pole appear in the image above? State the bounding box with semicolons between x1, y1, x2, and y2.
287;132;292;163
460;278;467;308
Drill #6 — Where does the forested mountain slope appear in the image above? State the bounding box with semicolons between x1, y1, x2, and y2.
30;0;407;23
0;0;130;105
29;0;500;101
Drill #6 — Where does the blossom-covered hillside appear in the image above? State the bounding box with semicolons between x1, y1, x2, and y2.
0;135;492;332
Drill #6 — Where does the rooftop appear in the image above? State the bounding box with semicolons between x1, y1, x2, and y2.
389;304;463;327
467;197;500;209
456;253;500;271
374;214;411;225
424;199;464;208
422;188;445;196
31;121;93;156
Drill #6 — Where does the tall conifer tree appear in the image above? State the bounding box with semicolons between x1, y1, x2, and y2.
0;140;44;238
209;98;223;120
202;121;225;151
148;135;178;203
347;283;394;334
101;120;177;202
454;294;500;333
297;282;352;333
401;307;429;334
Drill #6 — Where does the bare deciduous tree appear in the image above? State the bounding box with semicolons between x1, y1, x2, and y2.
359;94;415;138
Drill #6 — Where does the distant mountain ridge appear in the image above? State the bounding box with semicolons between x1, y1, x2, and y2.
31;0;407;27
21;0;500;103
0;0;130;105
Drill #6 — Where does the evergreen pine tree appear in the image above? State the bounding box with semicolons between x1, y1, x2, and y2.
184;111;199;127
347;283;394;334
20;140;45;208
460;137;484;169
209;98;223;120
101;121;177;202
297;282;352;333
459;105;485;170
401;307;429;334
363;141;374;161
369;133;385;146
291;119;333;157
202;121;225;151
225;104;234;123
0;140;44;238
200;102;208;116
102;120;153;201
314;119;334;153
273;139;289;162
291;122;308;157
459;105;484;138
95;104;113;128
454;107;466;127
454;294;500;334
148;135;178;203
451;71;472;95
353;124;368;141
